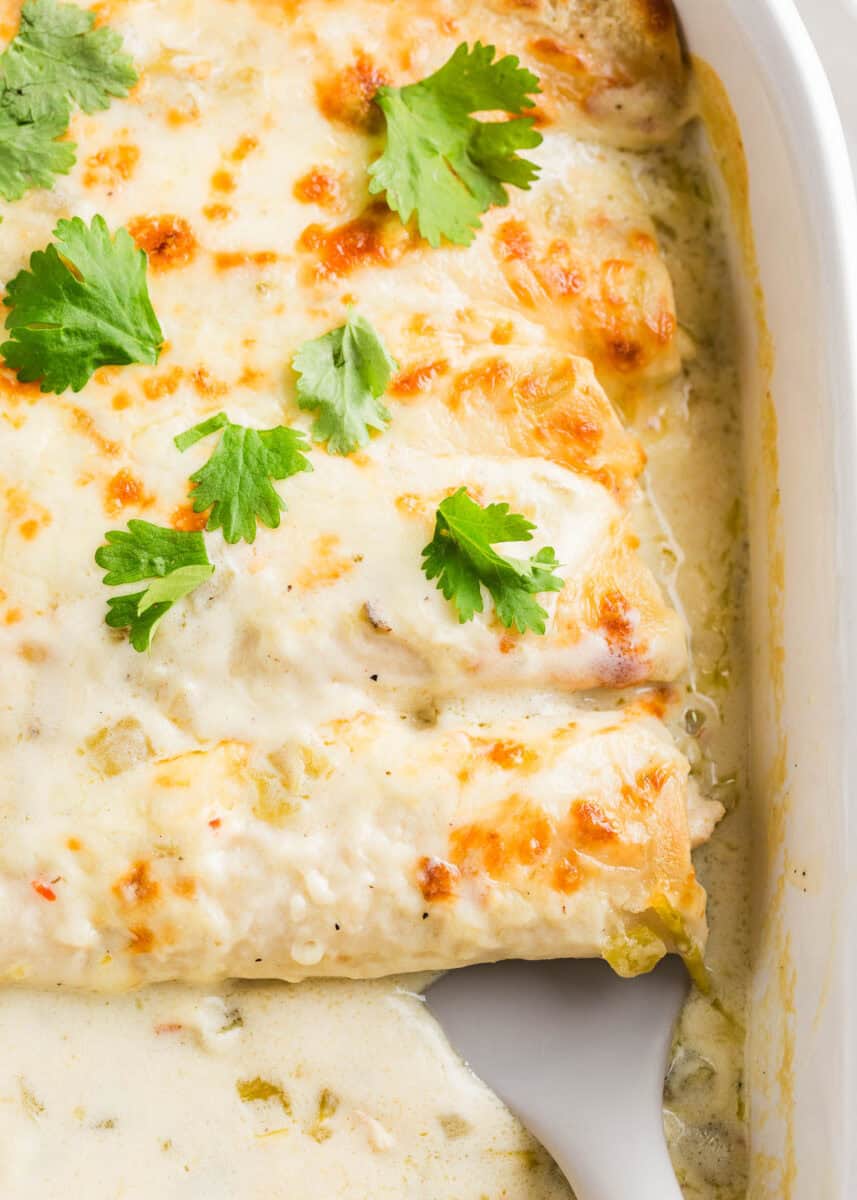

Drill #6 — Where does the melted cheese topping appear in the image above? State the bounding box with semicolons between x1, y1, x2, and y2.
2;441;685;756
1;705;721;987
0;0;705;991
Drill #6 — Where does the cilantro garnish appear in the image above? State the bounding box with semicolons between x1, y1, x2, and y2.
0;0;137;124
175;413;312;545
95;521;214;652
0;102;75;201
105;565;215;653
95;520;210;585
0;0;136;201
293;313;397;455
368;42;542;248
421;488;563;633
1;215;163;393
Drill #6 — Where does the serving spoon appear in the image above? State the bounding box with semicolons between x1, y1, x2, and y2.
426;956;686;1199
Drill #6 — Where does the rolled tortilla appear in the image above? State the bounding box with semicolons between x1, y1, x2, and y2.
388;349;647;501
1;707;721;989
486;0;692;147
2;444;687;760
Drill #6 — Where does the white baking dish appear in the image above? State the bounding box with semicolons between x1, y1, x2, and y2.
678;1;857;1195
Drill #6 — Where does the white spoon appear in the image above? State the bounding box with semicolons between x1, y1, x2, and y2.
426;957;687;1200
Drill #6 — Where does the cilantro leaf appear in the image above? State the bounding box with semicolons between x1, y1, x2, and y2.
95;520;210;585
0;0;137;125
96;523;214;652
105;565;216;651
368;42;542;247
0;0;135;202
1;215;163;393
105;590;170;653
137;563;216;612
0;100;75;200
175;413;312;544
421;487;563;634
293;313;397;455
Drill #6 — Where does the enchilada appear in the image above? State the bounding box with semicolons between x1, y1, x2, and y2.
1;706;720;988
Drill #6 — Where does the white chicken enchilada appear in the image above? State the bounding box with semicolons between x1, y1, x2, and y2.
0;0;751;1196
3;706;721;988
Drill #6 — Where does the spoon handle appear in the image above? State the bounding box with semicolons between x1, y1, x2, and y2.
531;1105;684;1200
427;957;689;1200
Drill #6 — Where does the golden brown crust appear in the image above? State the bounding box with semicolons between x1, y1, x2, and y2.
491;216;680;388
488;0;690;145
553;526;687;686
390;348;646;499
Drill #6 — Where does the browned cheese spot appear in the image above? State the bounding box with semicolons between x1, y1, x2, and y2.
170;501;209;532
127;214;198;271
128;925;156;954
485;739;537;770
597;588;636;658
632;763;674;808
293;166;346;212
214;250;278;270
417;855;460;902
390;359;449;397
294;535;354;590
190;367;228;398
69;408;120;457
141;365;184;400
18;518;41;541
572;799;619;847
104;468;152;515
229;134;259;161
18;641;48;663
297;207;411;280
315;52;390;132
166;96;200;126
210;169;236;194
450;796;557;885
495;218;535;262
83;142;140;188
0;365;41;404
203;203;234;222
113;861;161;907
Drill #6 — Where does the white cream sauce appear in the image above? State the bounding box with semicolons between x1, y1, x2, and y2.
629;128;749;1198
0;1;748;1194
0;978;570;1198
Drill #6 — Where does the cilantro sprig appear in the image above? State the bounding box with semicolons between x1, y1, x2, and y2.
368;42;542;247
175;414;312;544
0;0;137;202
95;521;214;652
421;488;563;634
293;313;397;455
1;215;163;393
